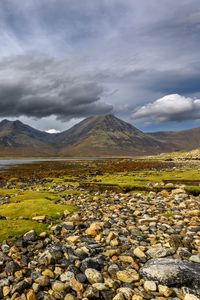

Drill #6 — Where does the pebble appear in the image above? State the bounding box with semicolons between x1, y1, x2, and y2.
184;294;200;300
52;281;67;292
23;230;37;241
158;284;172;297
189;254;200;264
35;275;50;287
85;268;103;284
26;290;37;300
133;247;146;259
116;269;140;283
0;183;199;299
143;280;157;292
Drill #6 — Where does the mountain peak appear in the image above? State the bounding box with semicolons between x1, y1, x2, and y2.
0;115;199;156
0;119;11;126
84;114;141;134
0;119;23;126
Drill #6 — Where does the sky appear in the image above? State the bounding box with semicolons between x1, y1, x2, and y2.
0;0;200;132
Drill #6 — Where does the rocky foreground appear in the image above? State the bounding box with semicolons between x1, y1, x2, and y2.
0;186;200;300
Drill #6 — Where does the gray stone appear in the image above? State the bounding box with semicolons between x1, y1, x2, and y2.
83;286;100;298
146;247;175;258
23;230;37;241
117;287;134;300
85;268;103;284
140;258;200;289
189;254;200;264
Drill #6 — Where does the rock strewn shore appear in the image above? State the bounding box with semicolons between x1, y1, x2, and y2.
0;186;200;300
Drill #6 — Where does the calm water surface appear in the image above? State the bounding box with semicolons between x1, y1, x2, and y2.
0;157;110;169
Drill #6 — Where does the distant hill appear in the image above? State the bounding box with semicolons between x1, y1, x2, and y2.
0;119;54;156
0;115;199;156
54;114;166;156
148;127;200;151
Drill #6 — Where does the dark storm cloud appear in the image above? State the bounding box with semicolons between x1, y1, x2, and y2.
0;55;113;120
127;67;200;95
0;0;200;128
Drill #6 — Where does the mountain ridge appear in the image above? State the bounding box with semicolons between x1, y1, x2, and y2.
0;115;199;156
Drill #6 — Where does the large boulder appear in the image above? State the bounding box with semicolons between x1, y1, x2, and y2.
140;258;200;289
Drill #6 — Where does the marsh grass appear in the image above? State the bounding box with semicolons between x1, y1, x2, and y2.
0;219;47;242
0;189;76;241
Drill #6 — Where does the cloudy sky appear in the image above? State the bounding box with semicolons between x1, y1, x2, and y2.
0;0;200;132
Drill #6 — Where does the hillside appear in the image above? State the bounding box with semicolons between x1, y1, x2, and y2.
0;119;54;156
0;115;199;156
148;127;200;151
54;115;166;156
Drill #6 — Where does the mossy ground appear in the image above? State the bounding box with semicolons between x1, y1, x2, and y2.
90;168;200;191
0;186;76;241
0;158;199;241
0;220;47;242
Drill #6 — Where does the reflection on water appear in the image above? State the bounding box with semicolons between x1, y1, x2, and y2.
0;157;110;169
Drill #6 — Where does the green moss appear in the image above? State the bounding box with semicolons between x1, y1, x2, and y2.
0;199;74;219
0;189;19;196
89;168;200;192
10;191;57;203
185;186;200;196
0;219;47;242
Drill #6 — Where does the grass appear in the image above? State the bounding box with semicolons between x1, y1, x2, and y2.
41;176;79;187
0;158;199;241
87;168;200;191
0;190;75;218
185;186;200;196
0;219;47;242
0;189;76;241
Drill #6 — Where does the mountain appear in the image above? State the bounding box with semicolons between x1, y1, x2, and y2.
148;127;200;151
0;115;199;157
54;115;167;156
0;119;54;156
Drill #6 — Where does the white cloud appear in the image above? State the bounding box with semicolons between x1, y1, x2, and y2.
132;94;200;123
46;129;60;134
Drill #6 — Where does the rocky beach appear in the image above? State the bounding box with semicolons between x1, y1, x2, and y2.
0;158;199;300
